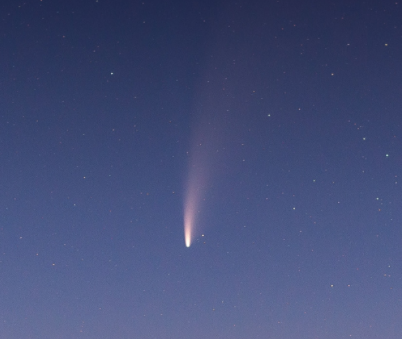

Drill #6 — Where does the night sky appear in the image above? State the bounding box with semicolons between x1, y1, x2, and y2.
1;0;402;338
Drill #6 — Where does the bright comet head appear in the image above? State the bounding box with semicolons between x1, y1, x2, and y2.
184;208;193;247
185;233;191;247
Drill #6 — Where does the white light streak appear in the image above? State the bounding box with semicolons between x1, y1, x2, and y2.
183;175;199;248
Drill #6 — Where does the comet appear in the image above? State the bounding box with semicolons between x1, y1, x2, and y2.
183;86;226;247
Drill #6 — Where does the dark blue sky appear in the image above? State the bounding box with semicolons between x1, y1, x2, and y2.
1;0;402;338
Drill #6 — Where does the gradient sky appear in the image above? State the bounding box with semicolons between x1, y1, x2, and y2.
1;0;402;338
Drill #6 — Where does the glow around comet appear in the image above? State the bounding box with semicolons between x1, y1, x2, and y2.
183;139;211;248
